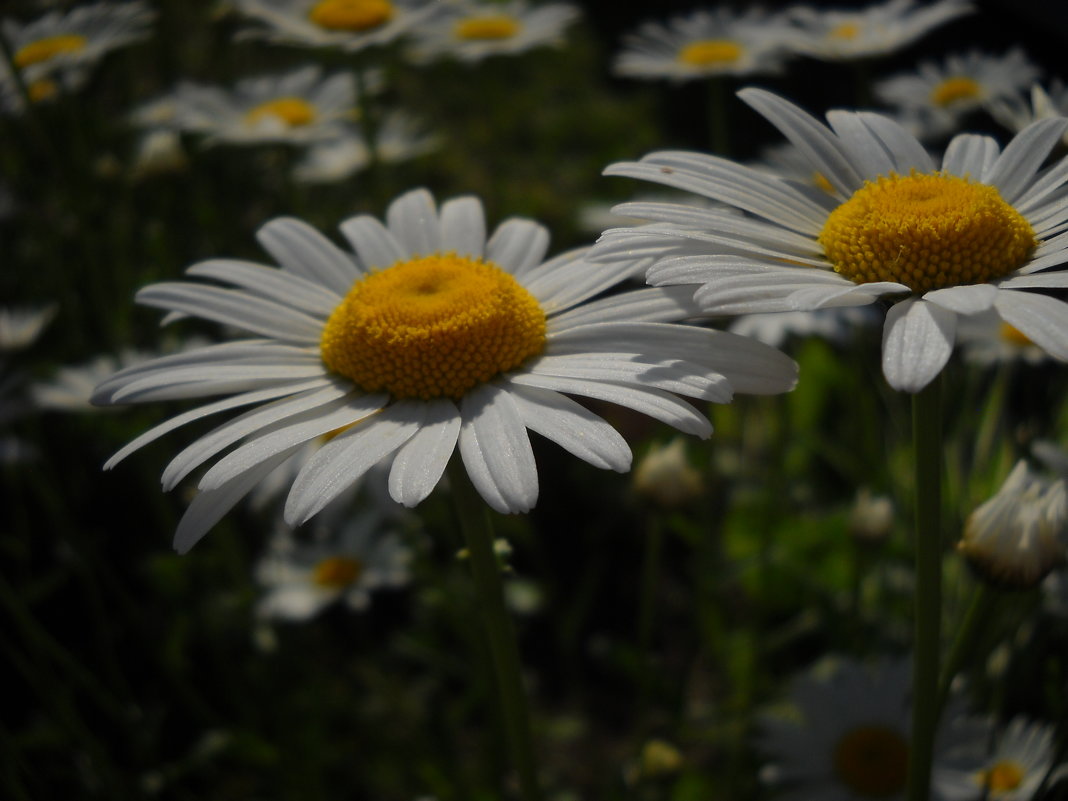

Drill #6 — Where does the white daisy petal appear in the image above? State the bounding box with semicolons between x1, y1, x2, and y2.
338;214;407;269
186;258;343;315
849;111;935;175
458;383;538;514
941;134;1000;177
174;446;300;554
505;381;631;472
285;400;427;525
983;118;1068;203
438;196;486;257
256;216;360;295
881;297;957;392
135;282;324;343
527;353;732;403
486;218;552;275
994;290;1068;360
387;188;440;254
387;397;461;507
161;383;377;491
923;284;999;314
549;286;701;331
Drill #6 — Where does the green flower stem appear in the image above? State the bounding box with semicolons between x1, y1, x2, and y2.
936;583;995;715
448;461;542;801
907;376;944;801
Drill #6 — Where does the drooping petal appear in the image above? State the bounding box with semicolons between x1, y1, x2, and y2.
458;383;538;514
881;297;956;392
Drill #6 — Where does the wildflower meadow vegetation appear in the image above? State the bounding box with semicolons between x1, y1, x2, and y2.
5;0;1068;799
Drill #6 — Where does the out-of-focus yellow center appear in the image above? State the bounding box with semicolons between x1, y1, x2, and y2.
312;556;363;588
819;172;1036;293
677;39;743;67
931;76;983;107
454;15;521;40
813;171;836;194
829;22;861;40
14;34;87;68
982;760;1024;793
320;253;547;400
28;79;58;103
308;0;394;31
245;97;317;128
999;322;1034;347
832;725;909;798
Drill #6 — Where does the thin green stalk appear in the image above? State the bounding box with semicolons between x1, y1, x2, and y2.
936;584;995;715
907;376;944;801
448;461;542;801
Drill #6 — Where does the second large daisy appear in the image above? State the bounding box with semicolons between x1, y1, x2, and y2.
593;89;1068;392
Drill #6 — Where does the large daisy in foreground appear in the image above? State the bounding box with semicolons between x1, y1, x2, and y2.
93;189;796;552
592;89;1068;392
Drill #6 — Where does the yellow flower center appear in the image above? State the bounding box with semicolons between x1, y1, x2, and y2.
829;22;861;40
320;253;547;400
982;760;1025;793
308;0;394;31
677;39;743;67
819;172;1036;293
999;322;1034;347
833;725;909;798
454;15;521;40
245;97;317;128
312;556;363;588
813;171;836;194
931;76;983;107
14;34;87;68
27;79;58;103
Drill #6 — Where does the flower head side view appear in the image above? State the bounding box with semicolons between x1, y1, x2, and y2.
591;88;1068;393
92;189;797;552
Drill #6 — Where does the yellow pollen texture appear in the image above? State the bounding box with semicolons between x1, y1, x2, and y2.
832;725;909;798
15;34;87;68
829;21;861;40
677;39;743;66
454;15;521;40
312;556;363;589
819;172;1036;293
931;76;982;107
320;253;547;400
982;761;1024;793
246;97;317;127
308;0;394;31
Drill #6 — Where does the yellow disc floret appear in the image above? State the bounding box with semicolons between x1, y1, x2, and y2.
313;556;363;589
454;15;521;40
833;725;909;798
308;0;394;31
15;34;87;68
982;760;1024;793
829;22;861;40
931;76;982;107
999;322;1034;347
819;172;1036;293
245;97;317;128
677;40;743;67
320;253;547;400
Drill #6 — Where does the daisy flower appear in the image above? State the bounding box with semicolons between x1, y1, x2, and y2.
758;657;987;801
785;0;974;62
405;0;578;64
93;188;797;552
728;307;877;349
291;111;438;183
956;310;1051;366
612;8;795;82
0;305;56;352
1;2;153;94
232;0;435;53
169;66;360;147
934;717;1067;801
593;88;1068;393
958;459;1067;589
875;49;1041;140
255;504;412;621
